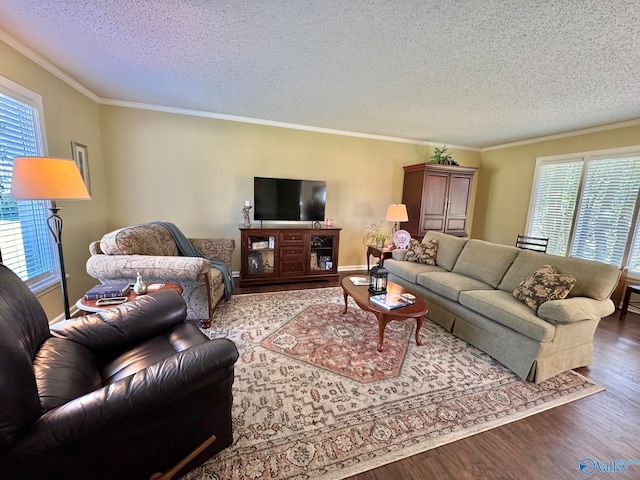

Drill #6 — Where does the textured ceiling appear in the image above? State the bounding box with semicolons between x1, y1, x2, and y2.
0;0;639;148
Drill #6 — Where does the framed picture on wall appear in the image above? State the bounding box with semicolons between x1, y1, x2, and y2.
71;141;90;194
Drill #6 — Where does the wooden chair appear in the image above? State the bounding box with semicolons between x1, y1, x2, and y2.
619;284;640;321
516;234;549;253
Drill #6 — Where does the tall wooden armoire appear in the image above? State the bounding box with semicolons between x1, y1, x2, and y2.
401;163;477;239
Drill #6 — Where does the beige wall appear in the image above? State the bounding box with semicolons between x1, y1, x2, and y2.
1;40;108;320
99;105;481;271
473;124;640;245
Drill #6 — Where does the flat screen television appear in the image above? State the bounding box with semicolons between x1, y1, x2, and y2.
254;177;326;222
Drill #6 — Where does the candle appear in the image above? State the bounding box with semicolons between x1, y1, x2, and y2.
245;200;251;207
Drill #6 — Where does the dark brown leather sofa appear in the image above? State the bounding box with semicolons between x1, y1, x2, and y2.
0;264;238;479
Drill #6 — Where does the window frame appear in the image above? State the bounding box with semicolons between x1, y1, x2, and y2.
527;145;640;276
0;75;58;294
526;156;584;256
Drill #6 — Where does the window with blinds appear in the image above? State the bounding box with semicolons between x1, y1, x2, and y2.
0;79;56;290
528;160;582;256
628;220;640;274
527;150;640;275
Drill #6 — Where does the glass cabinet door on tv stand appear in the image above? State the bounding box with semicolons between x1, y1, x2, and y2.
309;234;335;272
246;233;276;277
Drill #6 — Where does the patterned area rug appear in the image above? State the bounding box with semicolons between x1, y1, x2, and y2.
262;304;411;382
184;287;603;480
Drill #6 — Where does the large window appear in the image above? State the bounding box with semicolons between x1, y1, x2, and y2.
527;148;640;275
0;76;57;291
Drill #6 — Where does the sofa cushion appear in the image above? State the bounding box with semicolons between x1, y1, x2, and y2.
417;271;494;302
384;258;444;284
459;290;556;342
513;265;576;312
100;224;179;256
498;249;619;300
405;239;437;265
452;240;519;288
422;231;467;271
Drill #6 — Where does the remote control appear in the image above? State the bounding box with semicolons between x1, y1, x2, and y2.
95;296;128;306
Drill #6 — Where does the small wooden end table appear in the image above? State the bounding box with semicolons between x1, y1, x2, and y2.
366;245;395;271
619;284;640;321
76;283;183;314
340;277;429;352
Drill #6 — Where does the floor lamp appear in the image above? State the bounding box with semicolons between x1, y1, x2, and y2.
10;157;91;319
385;204;408;233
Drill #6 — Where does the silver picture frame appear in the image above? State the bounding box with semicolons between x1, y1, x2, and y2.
71;141;90;194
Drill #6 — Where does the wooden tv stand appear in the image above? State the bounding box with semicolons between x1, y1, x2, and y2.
239;225;341;287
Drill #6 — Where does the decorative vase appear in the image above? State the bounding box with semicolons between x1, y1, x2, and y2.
242;206;252;228
133;272;147;295
376;239;384;249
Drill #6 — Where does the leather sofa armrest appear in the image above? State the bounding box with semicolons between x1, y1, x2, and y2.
50;290;187;355
3;339;239;465
189;238;235;269
537;297;615;324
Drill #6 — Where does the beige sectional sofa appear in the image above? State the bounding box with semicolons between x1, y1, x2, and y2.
384;231;620;383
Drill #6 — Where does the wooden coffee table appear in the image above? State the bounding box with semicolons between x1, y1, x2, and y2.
76;283;183;314
340;277;429;352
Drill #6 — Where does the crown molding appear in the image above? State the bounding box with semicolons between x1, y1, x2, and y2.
0;29;100;103
2;28;480;150
0;28;478;151
482;118;640;152
419;140;479;151
3;28;638;153
99;98;431;145
100;98;480;150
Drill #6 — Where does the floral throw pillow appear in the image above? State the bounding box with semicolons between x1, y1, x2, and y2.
513;264;576;312
404;239;438;265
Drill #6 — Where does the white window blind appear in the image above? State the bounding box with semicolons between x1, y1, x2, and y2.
0;82;56;289
528;160;582;256
528;149;640;275
570;156;640;266
628;218;640;274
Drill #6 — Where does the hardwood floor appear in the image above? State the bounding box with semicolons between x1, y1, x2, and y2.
233;273;640;480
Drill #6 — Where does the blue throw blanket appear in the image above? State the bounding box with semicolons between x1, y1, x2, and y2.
151;221;233;301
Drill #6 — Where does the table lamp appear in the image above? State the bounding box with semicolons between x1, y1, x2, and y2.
11;156;91;319
385;204;408;233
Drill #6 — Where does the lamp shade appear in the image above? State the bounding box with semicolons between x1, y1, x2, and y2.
10;157;90;200
385;204;408;222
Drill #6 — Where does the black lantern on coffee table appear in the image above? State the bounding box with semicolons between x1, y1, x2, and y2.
368;263;389;294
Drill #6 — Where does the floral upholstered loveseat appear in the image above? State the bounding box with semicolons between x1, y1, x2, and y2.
86;223;235;327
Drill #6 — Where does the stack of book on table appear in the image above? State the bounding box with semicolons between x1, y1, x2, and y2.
369;292;416;310
84;282;132;300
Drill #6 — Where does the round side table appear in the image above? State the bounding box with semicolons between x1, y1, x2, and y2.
76;283;183;314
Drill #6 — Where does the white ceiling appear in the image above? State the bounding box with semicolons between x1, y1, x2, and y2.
1;0;639;149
